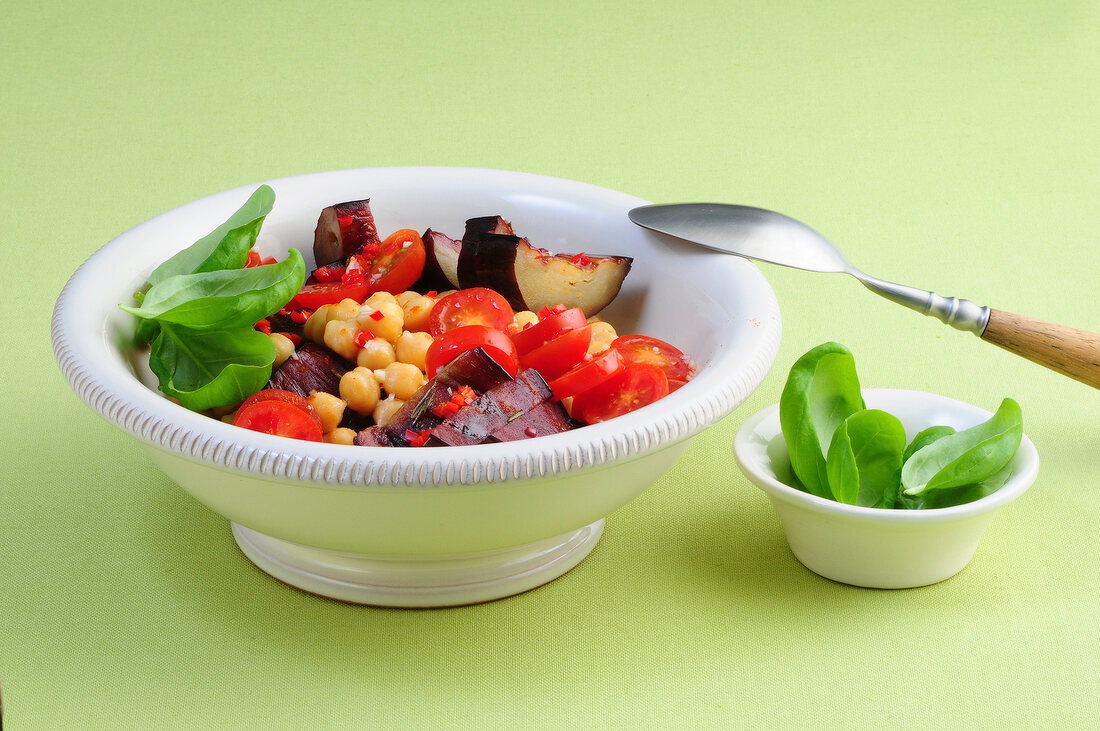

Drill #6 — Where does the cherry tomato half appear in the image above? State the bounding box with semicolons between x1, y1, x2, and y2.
424;325;519;378
519;325;592;381
233;392;324;441
365;229;426;295
291;280;369;310
610;335;694;382
572;363;670;424
428;288;514;337
546;347;624;400
510;306;587;356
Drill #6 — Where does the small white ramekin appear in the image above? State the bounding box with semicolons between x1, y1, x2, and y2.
734;388;1039;589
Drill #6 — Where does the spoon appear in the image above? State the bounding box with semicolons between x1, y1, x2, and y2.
629;203;1100;389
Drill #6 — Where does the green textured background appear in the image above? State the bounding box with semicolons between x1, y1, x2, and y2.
4;1;1098;727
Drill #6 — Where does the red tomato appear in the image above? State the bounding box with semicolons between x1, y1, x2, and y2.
244;249;262;267
546;347;624;400
572;363;670;424
233;393;324;442
610;335;694;382
291;280;369;310
424;325;519;378
428;288;514;336
519;326;592;381
365;229;426;294
510;306;587;356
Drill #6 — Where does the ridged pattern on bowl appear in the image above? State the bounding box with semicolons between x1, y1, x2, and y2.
51;167;782;488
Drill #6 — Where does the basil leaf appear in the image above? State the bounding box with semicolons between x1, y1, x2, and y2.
148;322;275;410
901;398;1023;497
123;248;305;329
825;409;907;506
779;342;865;498
147;185;275;287
902;425;956;462
900;461;1014;509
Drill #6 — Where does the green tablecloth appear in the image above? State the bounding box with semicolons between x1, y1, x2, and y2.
4;1;1097;727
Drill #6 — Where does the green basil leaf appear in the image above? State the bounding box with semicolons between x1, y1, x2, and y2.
902;425;957;462
147;185;275;287
122;248;305;329
901;398;1023;497
779;342;865;498
900;461;1014;509
825;409;907;506
148;322;275;410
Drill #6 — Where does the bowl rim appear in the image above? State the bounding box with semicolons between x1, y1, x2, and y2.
53;166;782;489
733;387;1039;521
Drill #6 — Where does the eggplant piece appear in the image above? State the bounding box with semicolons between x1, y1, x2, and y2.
412;228;462;292
457;216;632;317
426;368;552;447
464;215;515;238
367;347;513;444
354;426;401;447
486;400;577;442
265;311;304;340
313;199;381;266
267;342;354;398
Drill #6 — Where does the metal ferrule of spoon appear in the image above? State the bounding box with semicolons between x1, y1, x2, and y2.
629;203;1100;389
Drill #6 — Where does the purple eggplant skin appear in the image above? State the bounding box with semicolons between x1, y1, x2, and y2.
354;426;400;447
458;229;526;309
487;400;577;442
363;347;514;446
411;229;460;292
267;342;354;398
313;199;381;267
428;368;552;447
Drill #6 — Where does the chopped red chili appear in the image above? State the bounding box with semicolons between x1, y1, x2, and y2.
369;310;385;321
524;426;538;438
431;385;476;418
254;319;271;334
570;252;592;266
404;428;432;447
353;330;376;348
313;266;346;283
289;309;313;324
425;291;438;299
286;333;302;346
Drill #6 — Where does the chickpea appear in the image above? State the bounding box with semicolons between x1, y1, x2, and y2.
356;337;396;370
513;310;539;331
324;427;358;446
401;295;437;332
323;319;361;361
270;332;295;368
304;304;334;343
340;367;381;415
587;320;618;354
436;289;457;300
331;297;362;322
355;300;404;342
395;331;433;373
308;392;346;433
374;362;424;400
364;291;398;308
372;395;406;427
394;290;420;308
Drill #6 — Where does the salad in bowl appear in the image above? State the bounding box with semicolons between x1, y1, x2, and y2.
53;167;781;606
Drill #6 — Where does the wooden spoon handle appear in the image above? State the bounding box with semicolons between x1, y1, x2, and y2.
980;309;1100;389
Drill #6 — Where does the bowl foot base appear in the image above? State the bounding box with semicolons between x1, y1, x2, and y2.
231;520;605;607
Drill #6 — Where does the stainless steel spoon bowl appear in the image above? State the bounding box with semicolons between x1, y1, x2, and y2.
630;203;1100;389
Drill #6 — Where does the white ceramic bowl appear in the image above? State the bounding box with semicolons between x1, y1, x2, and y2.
734;388;1039;589
53;167;781;606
